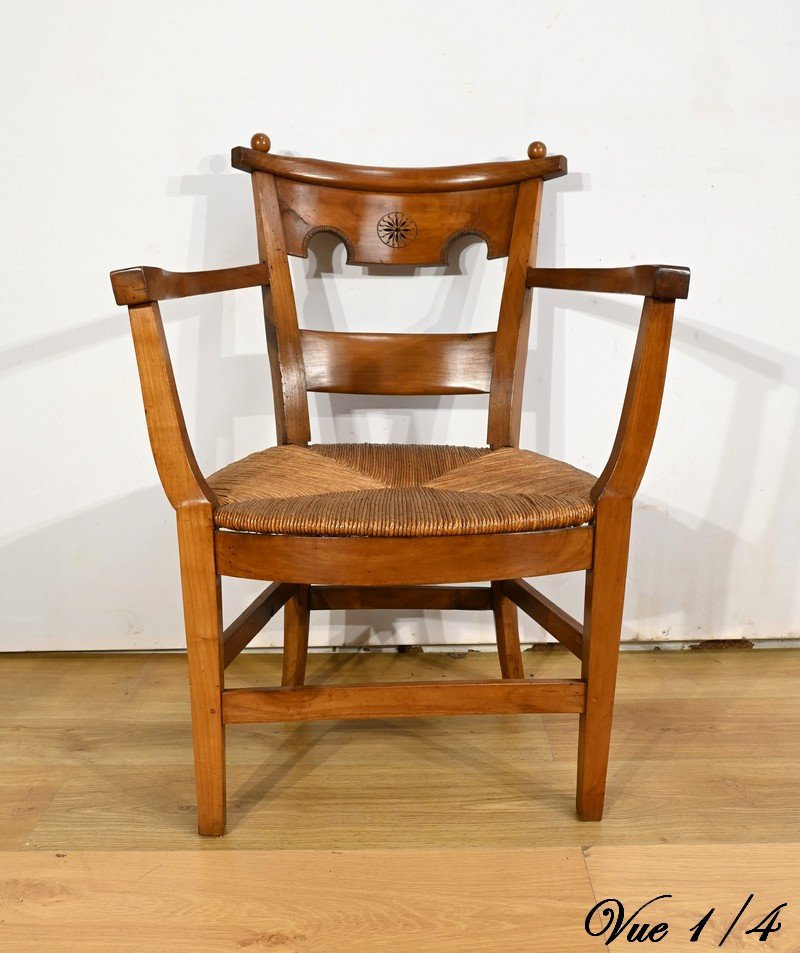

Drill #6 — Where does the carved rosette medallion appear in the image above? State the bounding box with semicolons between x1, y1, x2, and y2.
377;211;418;248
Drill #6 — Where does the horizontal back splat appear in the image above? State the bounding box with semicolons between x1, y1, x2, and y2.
276;178;518;266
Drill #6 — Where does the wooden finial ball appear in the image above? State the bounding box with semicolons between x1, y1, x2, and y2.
527;141;547;159
250;133;271;153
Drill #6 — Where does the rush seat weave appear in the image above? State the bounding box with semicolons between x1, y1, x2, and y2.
209;443;596;537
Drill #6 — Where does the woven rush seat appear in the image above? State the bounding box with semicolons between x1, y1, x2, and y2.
208;443;596;537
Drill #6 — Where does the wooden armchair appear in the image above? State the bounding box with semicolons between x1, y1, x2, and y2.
111;135;689;836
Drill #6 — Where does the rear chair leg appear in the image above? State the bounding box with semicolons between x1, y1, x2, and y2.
282;585;310;687
491;581;525;679
577;501;631;821
177;507;226;836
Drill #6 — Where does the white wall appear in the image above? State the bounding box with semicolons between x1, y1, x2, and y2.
1;0;798;651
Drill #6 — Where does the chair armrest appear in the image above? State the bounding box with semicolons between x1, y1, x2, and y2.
525;265;690;501
111;263;270;509
110;263;269;306
123;300;219;510
526;265;690;300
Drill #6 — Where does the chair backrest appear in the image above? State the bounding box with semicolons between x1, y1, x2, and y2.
232;136;567;448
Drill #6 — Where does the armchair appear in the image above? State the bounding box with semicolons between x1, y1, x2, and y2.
111;135;689;835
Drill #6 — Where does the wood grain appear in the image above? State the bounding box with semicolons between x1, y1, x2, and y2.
110;262;268;305
281;585;310;688
222;581;298;668
176;505;226;835
222;678;586;724
3;845;798;951
22;757;800;851
0;847;595;952
276;178;520;265
546;696;800;762
577;495;631;820
309;585;493;611
301;330;495;394
4;652;800;851
252;171;311;445
487;178;542;447
127;303;215;509
592;297;676;501
0;769;70;848
585;844;800;952
527;264;690;300
503;578;584;659
232;144;568;190
491;581;525;679
214;525;594;586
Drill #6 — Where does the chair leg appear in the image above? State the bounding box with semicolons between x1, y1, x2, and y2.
282;585;310;687
491;581;525;679
177;507;226;836
576;501;632;821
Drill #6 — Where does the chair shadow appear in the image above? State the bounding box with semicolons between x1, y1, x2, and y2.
0;488;183;649
227;713;569;832
527;286;799;641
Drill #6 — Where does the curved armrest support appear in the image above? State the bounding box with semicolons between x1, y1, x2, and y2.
526;265;690;301
126;302;217;509
591;296;677;503
111;263;269;306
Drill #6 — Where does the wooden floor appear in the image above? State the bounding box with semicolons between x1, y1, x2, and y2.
2;844;798;951
2;648;799;950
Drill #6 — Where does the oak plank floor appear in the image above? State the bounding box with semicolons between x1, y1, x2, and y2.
585;843;800;950
1;844;798;951
1;649;799;950
0;847;598;952
0;649;798;850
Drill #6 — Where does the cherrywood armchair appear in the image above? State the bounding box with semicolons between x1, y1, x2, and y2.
111;134;689;836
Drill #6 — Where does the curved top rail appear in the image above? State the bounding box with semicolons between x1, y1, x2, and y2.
231;146;568;193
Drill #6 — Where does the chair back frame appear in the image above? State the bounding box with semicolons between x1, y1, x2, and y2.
238;138;565;448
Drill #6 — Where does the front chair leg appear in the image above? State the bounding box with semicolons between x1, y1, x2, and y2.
282;585;310;687
576;500;632;821
177;507;226;836
491;581;525;679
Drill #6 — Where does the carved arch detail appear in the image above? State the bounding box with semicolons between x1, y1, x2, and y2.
440;228;495;262
300;225;357;262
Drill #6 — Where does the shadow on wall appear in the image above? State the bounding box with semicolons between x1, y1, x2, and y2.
1;157;797;648
527;319;798;642
0;487;182;650
631;317;799;642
